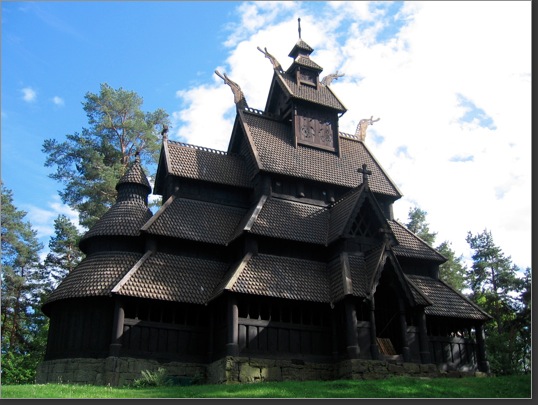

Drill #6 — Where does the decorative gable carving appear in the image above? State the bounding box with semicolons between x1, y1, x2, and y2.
293;104;338;152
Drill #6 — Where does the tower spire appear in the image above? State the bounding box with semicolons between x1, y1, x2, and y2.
298;17;302;39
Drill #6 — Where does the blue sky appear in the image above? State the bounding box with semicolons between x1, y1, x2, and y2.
1;1;531;270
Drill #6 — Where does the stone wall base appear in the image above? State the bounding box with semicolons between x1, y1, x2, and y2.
36;356;484;386
36;357;205;387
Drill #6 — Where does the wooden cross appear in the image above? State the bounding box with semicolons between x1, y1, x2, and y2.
357;164;372;188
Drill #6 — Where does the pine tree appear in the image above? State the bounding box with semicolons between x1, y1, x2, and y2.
405;207;437;246
42;83;169;229
466;229;529;374
43;214;84;288
405;206;466;290
1;186;47;384
436;241;467;291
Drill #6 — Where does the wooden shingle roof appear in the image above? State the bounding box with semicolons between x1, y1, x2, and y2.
113;252;229;305
43;251;143;305
219;253;331;303
406;275;491;320
241;111;401;197
142;195;248;245
388;220;446;262
248;197;329;245
165;141;252;188
117;158;151;191
275;74;346;112
80;201;152;243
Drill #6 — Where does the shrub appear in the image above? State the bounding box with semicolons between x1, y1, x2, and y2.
131;368;172;388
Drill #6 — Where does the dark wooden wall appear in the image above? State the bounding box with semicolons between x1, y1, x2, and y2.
120;298;209;362
45;298;114;360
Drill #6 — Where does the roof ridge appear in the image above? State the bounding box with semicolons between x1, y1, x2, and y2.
402;273;434;306
436;277;492;319
338;131;361;141
168;140;241;157
111;250;154;294
390;219;447;262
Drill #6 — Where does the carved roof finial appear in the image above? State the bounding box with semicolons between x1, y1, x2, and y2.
298;17;302;39
257;46;284;73
355;116;380;142
215;70;248;110
161;124;169;141
321;71;345;86
134;151;141;163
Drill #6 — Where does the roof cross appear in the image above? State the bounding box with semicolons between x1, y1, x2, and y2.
357;164;372;188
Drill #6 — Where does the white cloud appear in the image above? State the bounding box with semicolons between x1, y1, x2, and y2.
21;87;37;102
171;1;531;269
23;195;82;241
52;96;64;106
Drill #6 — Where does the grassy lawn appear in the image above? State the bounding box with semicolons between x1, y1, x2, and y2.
1;375;531;398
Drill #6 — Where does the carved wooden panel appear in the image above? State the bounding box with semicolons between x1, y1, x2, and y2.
294;105;337;151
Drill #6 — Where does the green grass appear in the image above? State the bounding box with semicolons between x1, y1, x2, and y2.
1;375;531;399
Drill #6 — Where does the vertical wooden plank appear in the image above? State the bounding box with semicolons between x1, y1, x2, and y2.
258;326;267;351
158;328;167;353
279;329;289;352
178;330;189;353
168;330;178;354
141;327;150;352
311;331;322;354
301;331;311;354
249;325;258;350
268;328;279;352
239;324;247;351
290;330;301;353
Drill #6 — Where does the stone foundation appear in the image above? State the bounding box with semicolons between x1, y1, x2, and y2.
36;357;206;387
37;356;482;386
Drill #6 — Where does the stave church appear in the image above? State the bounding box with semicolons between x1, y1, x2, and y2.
38;23;491;385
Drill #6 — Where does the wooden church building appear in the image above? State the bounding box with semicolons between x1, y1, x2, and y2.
39;26;491;385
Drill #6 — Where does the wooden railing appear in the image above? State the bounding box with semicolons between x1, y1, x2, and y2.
428;336;477;368
120;318;208;361
237;317;331;356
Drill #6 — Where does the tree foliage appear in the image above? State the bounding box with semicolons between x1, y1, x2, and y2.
405;207;437;246
1;186;48;384
405;206;465;290
436;241;466;292
43;214;84;288
42;83;169;229
466;230;531;375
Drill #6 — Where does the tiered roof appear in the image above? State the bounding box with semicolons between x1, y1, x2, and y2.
44;30;487;325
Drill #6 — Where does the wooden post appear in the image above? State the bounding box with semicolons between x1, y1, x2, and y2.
331;309;339;360
416;308;432;364
344;297;359;359
369;298;379;360
398;298;411;362
109;298;124;357
226;295;239;356
475;323;490;373
207;309;214;362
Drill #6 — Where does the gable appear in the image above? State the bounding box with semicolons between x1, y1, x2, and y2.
239;111;402;197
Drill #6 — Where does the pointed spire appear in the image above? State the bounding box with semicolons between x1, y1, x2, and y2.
298;17;302;39
117;154;151;193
